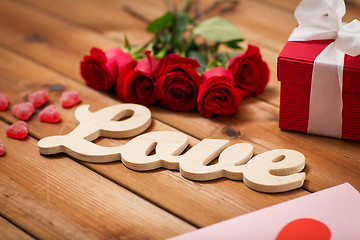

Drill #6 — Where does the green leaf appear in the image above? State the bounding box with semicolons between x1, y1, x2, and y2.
124;35;131;52
206;57;222;70
145;41;155;52
129;45;144;60
184;35;198;52
224;39;242;49
172;13;190;49
159;31;172;49
214;53;227;63
214;52;241;69
156;45;169;58
193;16;242;43
188;50;208;73
210;42;220;54
147;12;174;33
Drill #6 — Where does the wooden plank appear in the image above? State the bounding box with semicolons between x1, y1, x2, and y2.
7;0;283;105
149;102;360;192
0;0;357;232
0;0;284;125
16;0;295;51
20;0;360;107
262;0;360;23
0;0;359;193
16;0;151;31
0;46;308;227
0;216;35;240
0;120;195;239
0;0;119;83
8;0;360;107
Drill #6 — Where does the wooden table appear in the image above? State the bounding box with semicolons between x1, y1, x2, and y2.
0;0;359;239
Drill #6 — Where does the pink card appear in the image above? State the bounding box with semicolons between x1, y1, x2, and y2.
170;183;360;240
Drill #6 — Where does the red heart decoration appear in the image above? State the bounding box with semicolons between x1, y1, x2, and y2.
276;218;331;240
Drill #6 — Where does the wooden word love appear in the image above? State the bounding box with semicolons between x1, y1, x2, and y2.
38;104;306;193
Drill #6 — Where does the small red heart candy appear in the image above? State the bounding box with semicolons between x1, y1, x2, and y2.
60;91;81;108
0;140;5;156
39;104;61;123
0;93;9;111
6;121;28;139
28;90;49;108
12;102;35;120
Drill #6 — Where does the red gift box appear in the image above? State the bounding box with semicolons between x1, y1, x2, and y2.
278;40;360;141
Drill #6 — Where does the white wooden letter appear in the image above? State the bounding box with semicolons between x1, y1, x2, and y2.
241;149;306;193
179;141;252;181
121;131;189;171
37;104;306;193
38;104;151;162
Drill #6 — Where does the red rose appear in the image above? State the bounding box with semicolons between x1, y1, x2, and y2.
155;54;201;111
80;47;136;90
117;51;158;105
228;44;270;98
197;67;241;117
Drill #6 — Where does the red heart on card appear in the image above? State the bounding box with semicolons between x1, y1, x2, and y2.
276;218;331;240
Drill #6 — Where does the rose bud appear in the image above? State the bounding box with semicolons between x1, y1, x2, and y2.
228;44;270;98
117;51;158;105
197;67;241;117
80;47;136;91
155;54;201;112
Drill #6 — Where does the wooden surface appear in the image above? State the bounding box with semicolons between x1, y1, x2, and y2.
0;0;359;239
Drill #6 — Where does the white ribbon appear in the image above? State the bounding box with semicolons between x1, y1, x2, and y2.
288;0;360;138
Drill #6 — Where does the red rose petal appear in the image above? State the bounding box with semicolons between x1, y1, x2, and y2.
12;102;35;120
0;93;9;111
80;47;136;91
155;55;201;112
6;121;28;139
60;91;81;108
39;104;61;123
198;67;241;117
0;140;5;156
28;90;49;108
228;44;270;98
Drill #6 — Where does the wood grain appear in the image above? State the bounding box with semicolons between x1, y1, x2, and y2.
0;0;358;191
0;0;359;237
263;0;360;22
0;45;308;228
151;102;360;192
0;216;35;240
0;0;284;105
5;0;360;108
0;121;195;239
1;0;357;188
39;113;306;193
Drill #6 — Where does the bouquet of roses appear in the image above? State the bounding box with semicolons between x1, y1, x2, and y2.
80;0;269;117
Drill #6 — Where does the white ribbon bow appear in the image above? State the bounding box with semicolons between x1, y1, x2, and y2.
288;0;360;138
289;0;360;56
